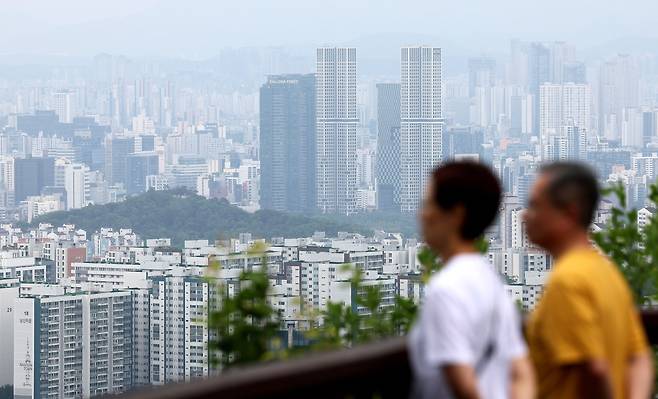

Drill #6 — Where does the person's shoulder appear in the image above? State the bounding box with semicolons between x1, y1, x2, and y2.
425;268;454;295
427;255;498;295
425;260;469;294
555;249;610;277
549;249;622;296
554;249;606;276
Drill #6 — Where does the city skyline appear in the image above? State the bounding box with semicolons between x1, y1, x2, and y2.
2;4;658;395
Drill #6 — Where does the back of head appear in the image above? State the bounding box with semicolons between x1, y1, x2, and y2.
540;162;600;228
432;161;501;240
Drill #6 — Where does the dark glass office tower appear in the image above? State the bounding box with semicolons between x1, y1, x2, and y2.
260;74;316;213
104;136;135;185
126;152;160;194
376;83;401;212
14;156;55;202
528;43;551;135
643;111;656;147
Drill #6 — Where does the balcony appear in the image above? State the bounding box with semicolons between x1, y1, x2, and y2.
118;310;658;399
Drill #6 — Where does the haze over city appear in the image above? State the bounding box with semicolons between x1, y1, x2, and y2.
1;1;658;398
3;0;658;57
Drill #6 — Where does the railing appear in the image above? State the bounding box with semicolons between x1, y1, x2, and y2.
119;309;658;399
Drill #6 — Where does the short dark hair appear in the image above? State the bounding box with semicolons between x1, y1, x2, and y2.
540;162;600;228
431;161;501;240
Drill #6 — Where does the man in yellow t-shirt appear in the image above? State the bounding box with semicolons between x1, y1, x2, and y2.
524;162;653;399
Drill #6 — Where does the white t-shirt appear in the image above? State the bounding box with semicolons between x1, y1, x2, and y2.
408;253;526;399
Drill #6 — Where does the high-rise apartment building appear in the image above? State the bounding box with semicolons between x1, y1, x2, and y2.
399;46;443;213
260;74;316;212
539;83;590;160
315;47;358;215
0;157;15;208
509;94;534;137
13;291;133;399
549;42;576;84
149;274;215;385
599;54;640;140
376;83;401;211
642;110;657;147
64;163;90;210
528;43;551;134
565;125;587;161
527;41;576;134
53;91;77;124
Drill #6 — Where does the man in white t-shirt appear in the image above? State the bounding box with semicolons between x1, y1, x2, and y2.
408;161;534;399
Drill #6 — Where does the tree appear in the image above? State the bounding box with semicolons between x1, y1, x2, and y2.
30;189;366;247
207;243;280;368
306;267;417;349
592;182;658;305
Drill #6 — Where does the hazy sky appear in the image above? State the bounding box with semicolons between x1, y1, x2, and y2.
2;0;658;57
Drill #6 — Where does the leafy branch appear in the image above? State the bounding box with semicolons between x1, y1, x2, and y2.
592;182;658;305
208;243;280;368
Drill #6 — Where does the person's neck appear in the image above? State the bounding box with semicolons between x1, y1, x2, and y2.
440;240;479;264
548;230;592;260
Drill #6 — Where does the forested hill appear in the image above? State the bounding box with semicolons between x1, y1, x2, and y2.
30;190;370;247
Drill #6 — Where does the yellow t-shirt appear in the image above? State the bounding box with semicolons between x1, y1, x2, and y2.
527;247;648;399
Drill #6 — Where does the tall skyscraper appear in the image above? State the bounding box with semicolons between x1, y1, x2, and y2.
260;74;316;212
642;110;657;146
53;90;77;123
468;57;496;97
149;275;214;384
315;47;358;215
549;42;576;84
14;157;55;203
104;136;134;185
528;43;551;134
599;54;640;140
64;163;90;210
400;46;443;213
376;83;401;212
509;94;534;137
539;83;591;160
566;125;587;160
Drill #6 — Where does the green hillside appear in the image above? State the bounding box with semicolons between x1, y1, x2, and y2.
30;189;372;247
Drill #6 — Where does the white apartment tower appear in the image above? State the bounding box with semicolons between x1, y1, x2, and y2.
149;274;214;385
539;83;591;160
315;47;358;215
400;46;443;213
13;291;133;399
53;90;77;123
65;163;90;210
